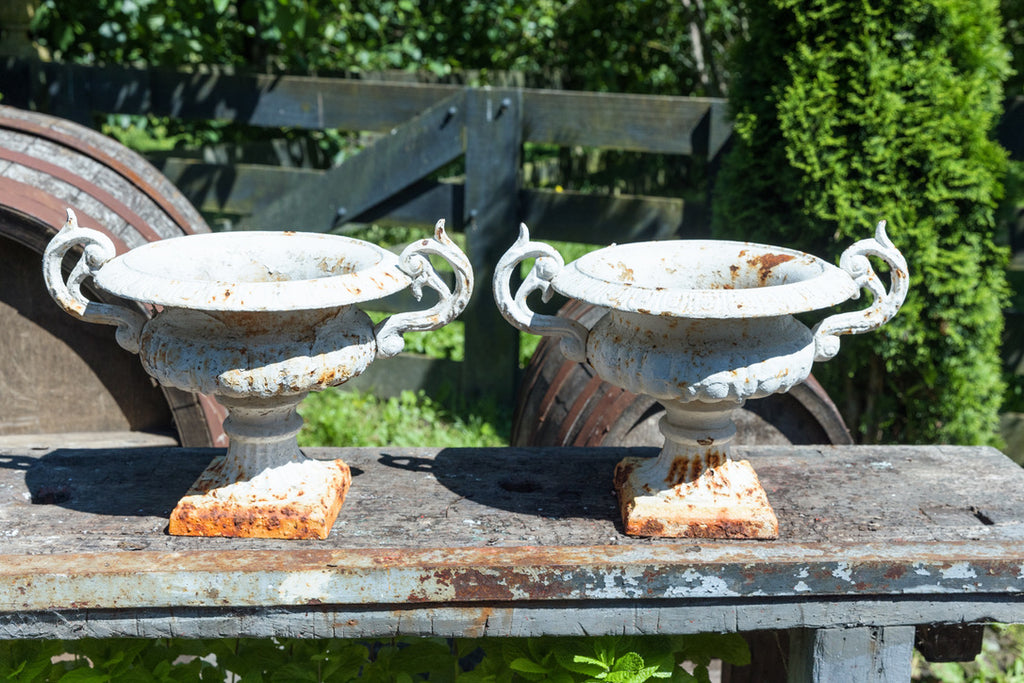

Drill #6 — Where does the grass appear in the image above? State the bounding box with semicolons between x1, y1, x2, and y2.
297;388;508;449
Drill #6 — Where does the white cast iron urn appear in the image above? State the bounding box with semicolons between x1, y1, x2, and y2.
44;209;473;539
494;222;908;539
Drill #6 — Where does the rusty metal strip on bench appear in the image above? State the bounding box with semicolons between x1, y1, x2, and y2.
0;541;1022;613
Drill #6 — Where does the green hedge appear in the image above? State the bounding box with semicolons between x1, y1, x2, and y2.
712;0;1012;445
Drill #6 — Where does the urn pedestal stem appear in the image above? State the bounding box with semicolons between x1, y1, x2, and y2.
218;394;308;480
658;400;737;472
168;393;353;540
613;399;779;539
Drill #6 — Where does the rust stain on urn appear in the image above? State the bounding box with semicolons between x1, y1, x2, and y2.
747;252;795;286
638;518;666;536
613;461;636;490
666;458;689;486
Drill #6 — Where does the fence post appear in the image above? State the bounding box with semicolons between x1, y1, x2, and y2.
463;87;523;406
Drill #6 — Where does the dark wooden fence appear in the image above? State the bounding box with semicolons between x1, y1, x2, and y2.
1;57;731;405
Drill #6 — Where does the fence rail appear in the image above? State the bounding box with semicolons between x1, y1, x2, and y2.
5;57;1021;404
1;58;733;404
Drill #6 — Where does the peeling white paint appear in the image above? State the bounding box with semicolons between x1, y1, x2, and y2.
940;563;977;580
587;572;645;600
832;562;853;583
913;563;931;576
276;571;331;603
665;571;738;598
793;581;811;593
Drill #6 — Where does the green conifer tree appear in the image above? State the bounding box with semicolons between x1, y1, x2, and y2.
713;0;1012;444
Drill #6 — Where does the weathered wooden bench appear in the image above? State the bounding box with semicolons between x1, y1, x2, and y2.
0;438;1019;681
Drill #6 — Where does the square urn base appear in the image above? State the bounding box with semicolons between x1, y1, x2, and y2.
169;457;351;540
613;456;779;539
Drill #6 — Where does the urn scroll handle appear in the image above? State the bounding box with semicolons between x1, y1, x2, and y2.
373;219;475;358
812;220;910;362
492;224;588;363
42;209;146;354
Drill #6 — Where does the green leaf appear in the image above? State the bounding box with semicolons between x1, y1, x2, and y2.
554;650;607;676
612;652;644;672
571;655;610;671
58;669;112;683
509;658;550;675
269;664;319;682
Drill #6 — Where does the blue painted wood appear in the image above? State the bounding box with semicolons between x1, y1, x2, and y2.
788;626;915;683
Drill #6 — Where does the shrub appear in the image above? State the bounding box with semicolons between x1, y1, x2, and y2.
713;0;1012;445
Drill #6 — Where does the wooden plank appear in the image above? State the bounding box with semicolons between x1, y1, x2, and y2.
0;230;173;436
522;89;720;154
151;159;321;217
462;88;523;403
0;445;1019;639
0;444;1019;570
3;61;737;156
520;188;684;243
240;91;466;232
31;61;461;132
788;626;915;683
153;161;691;246
0;598;1021;642
352;177;462;229
709;99;733;160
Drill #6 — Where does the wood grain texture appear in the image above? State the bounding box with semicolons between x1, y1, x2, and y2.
0;237;171;435
240;91;466;232
462;89;523;403
788;626;915;683
0;443;1019;639
0;443;1018;554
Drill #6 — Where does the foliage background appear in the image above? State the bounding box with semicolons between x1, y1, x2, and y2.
712;0;1014;445
30;0;739;95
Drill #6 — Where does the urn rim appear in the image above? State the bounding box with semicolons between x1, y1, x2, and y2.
94;231;412;312
553;239;860;318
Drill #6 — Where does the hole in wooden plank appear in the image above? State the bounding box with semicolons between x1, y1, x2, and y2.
970;506;995;525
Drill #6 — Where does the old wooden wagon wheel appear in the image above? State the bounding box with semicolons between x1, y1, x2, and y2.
512;299;853;448
0;105;226;446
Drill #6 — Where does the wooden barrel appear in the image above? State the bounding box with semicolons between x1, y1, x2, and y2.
0;105;226;446
512;299;853;448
